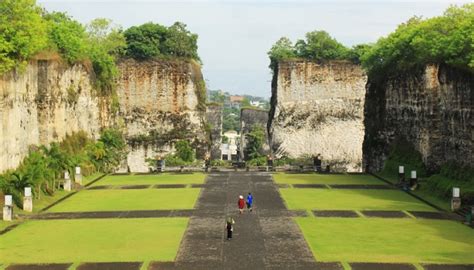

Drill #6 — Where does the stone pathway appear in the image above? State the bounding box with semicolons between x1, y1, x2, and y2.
153;172;323;270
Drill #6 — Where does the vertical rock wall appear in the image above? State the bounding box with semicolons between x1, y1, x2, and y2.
206;104;223;160
268;60;367;171
0;56;109;173
363;64;473;173
240;108;269;160
116;59;207;172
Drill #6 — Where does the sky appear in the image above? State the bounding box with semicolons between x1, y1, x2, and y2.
38;0;470;98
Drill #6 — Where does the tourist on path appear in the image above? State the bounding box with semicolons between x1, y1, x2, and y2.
238;195;245;214
246;192;253;212
226;217;235;240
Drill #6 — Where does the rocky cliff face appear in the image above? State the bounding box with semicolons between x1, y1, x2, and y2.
0;56;110;172
363;64;473;173
268;60;367;171
206;104;223;160
116;59;206;172
240;108;269;160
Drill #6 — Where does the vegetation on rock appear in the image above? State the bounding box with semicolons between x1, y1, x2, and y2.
0;129;126;207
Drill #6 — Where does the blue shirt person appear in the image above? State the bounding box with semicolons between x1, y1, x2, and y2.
246;193;253;212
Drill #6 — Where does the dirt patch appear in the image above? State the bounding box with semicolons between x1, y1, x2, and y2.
76;262;142;270
276;184;290;188
350;262;416;270
265;262;343;270
190;184;205;188
6;264;72;270
361;211;408;218
312;210;359;218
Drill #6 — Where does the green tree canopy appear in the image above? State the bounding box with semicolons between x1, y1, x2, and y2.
123;22;199;61
44;11;88;63
295;30;348;61
361;4;473;79
0;0;47;73
244;125;265;160
175;140;195;162
268;37;296;70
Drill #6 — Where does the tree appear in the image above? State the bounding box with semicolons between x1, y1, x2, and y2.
44;11;88;63
0;0;48;74
267;37;296;70
244;125;265;160
123;22;168;60
296;30;348;61
86;18;126;95
162;22;199;60
175;140;195;162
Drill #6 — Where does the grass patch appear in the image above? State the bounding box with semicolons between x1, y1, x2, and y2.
0;218;188;264
273;173;384;185
280;189;436;211
94;173;206;186
47;189;200;212
296;217;474;264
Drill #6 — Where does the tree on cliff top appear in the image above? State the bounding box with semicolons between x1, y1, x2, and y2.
361;4;473;79
295;30;349;61
267;31;365;71
0;0;48;74
123;22;200;61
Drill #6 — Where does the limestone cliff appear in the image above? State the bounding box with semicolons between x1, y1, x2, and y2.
240;108;269;160
268;60;367;171
363;64;473;173
206;104;223;160
116;58;207;172
0;56;110;172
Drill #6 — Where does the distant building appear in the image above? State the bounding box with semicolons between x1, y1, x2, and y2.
250;100;263;108
220;130;240;161
229;95;244;109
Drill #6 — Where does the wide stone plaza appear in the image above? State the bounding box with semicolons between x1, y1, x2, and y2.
1;172;473;270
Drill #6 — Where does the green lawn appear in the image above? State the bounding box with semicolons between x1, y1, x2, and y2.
47;189;200;212
280;189;436;211
0;218;188;264
273;173;384;185
93;173;206;186
296;217;474;264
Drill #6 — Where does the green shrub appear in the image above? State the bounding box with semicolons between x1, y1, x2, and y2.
0;0;48;74
175;140;195;162
381;139;427;177
247;156;267;166
210;159;229;167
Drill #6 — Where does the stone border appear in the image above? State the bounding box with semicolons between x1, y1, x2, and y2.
350;262;417;270
31;210;194;220
329;184;393;190
312;210;359;218
5;264;72;270
361;211;409;218
76;262;142;270
422;264;474;270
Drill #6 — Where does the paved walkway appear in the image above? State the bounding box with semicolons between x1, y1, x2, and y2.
151;172;329;270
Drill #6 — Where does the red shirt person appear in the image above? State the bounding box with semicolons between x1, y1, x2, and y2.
238;195;245;214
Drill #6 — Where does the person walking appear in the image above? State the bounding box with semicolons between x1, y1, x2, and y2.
226;217;235;240
238;195;245;214
246;192;253;212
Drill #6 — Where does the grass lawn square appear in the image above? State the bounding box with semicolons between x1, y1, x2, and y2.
47;188;200;212
296;217;474;264
94;173;206;186
280;189;436;211
273;173;384;185
0;218;188;264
